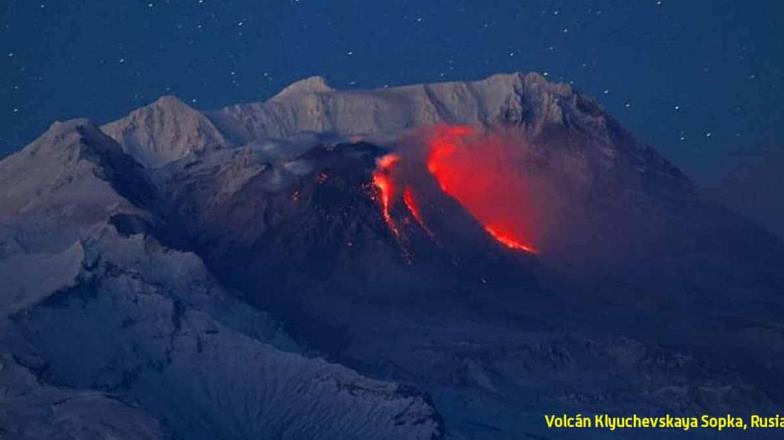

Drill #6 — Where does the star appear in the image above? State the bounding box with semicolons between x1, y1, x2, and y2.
0;0;776;185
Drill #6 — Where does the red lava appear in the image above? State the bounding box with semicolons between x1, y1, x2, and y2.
403;186;434;238
372;153;401;237
370;124;539;254
425;124;538;254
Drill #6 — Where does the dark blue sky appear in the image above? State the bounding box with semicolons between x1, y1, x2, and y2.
1;0;781;182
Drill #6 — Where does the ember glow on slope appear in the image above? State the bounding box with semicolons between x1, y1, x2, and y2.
425;124;539;254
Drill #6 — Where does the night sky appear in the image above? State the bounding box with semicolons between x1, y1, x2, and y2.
1;0;781;182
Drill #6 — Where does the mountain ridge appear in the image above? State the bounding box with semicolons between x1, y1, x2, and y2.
102;95;230;168
1;72;783;440
94;72;692;202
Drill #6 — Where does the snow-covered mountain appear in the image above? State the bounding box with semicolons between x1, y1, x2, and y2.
102;96;231;168
1;73;783;440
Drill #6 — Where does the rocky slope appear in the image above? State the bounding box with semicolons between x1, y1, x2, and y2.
705;144;784;239
0;119;443;440
1;73;783;439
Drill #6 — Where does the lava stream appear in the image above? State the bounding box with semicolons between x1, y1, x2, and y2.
372;153;401;237
484;225;537;254
403;186;434;238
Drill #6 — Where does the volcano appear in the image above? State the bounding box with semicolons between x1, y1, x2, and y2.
1;73;783;440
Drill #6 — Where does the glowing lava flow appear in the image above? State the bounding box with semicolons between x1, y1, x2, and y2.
484;225;537;253
425;124;539;254
426;125;474;183
372;153;401;237
369;125;539;254
403;186;434;238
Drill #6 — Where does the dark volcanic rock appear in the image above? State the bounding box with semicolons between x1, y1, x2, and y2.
1;73;783;440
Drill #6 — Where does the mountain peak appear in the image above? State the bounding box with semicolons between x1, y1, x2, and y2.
41;118;108;142
151;94;193;110
47;117;99;132
23;118;118;159
272;76;333;99
102;95;230;168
